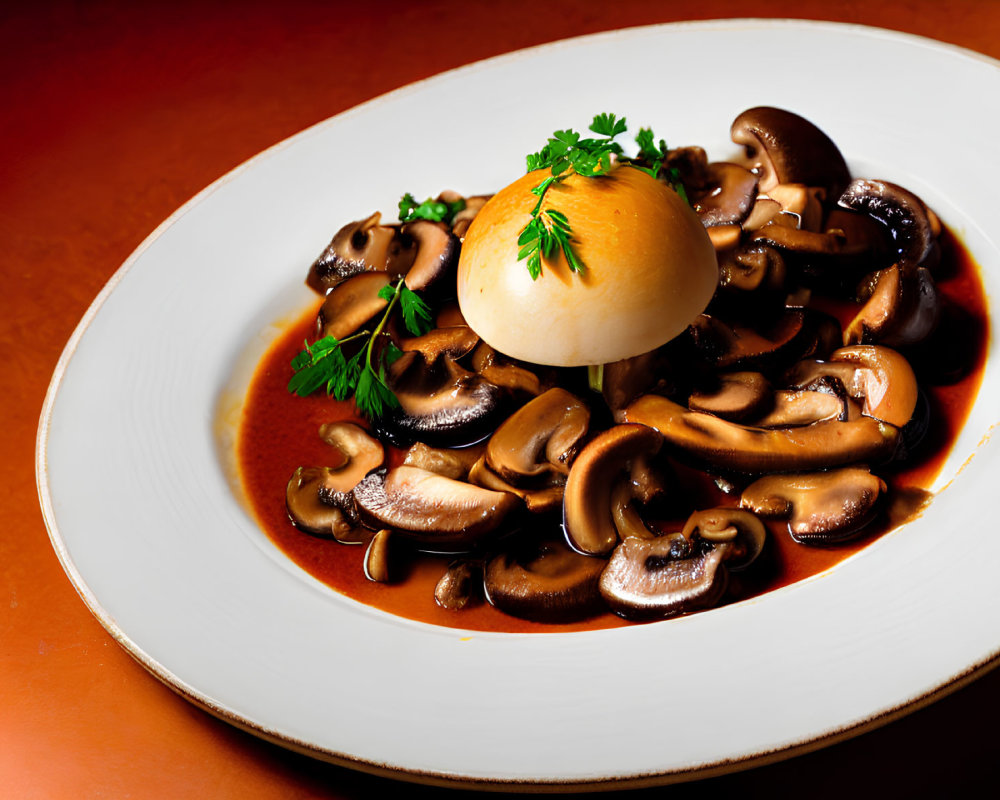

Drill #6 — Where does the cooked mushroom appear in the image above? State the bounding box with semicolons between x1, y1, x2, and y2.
468;456;565;514
680;508;766;571
353;466;520;550
562;424;664;556
434;560;479;610
400;220;461;293
690;162;759;226
307;212;415;294
688;371;772;422
401;441;484;480
469;342;547;397
599;535;730;621
838;179;941;346
731;107;851;197
484;533;605;622
740;466;887;543
363;529;394;582
286;466;358;539
399;325;480;363
784;345;918;429
315;271;391;341
485;388;590;484
621;394;898;473
381;350;505;447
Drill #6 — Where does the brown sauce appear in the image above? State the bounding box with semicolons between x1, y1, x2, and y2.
237;227;989;633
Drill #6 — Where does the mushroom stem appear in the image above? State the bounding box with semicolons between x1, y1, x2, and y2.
587;363;604;393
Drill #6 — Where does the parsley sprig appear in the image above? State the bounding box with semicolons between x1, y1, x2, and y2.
398;193;465;225
518;113;688;279
288;277;433;419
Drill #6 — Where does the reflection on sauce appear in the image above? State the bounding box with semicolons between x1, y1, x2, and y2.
237;228;988;634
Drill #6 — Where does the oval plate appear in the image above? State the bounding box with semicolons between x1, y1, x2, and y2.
37;19;1000;789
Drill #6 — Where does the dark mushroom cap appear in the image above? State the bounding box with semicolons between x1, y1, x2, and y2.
731;107;851;197
838;179;934;271
400;220;461;293
691;162;759;226
307;212;414;294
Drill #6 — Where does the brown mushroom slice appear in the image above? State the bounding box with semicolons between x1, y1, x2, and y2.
468;456;564;514
363;529;394;583
470;342;545;397
829;345;918;428
402;441;484;481
844;264;940;347
399;325;480;363
450;195;490;239
838;179;934;271
401;220;461;292
307;212;414;294
688;371;772;422
315;271;391;341
680;508;766;571
731;107;851;197
750;224;845;257
485;387;590;484
563;424;664;556
286;466;358;540
621;394;898;474
750;389;851;428
691;162;759;226
383;351;505;447
434;560;479;610
599;536;731;621
766;183;825;232
741;466;887;543
484;535;605;622
317;422;385;489
353;466;520;551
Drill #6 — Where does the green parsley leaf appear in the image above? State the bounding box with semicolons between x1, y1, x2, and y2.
399;284;433;335
398;192;465;224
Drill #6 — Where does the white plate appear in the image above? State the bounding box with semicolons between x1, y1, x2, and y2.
37;20;1000;788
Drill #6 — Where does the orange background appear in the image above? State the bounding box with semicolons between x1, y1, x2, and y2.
4;1;999;796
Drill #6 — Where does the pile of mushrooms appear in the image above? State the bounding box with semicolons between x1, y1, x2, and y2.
283;107;958;624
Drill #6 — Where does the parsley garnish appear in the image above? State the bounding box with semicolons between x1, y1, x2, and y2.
398;193;465;225
288;277;433;419
518;113;688;279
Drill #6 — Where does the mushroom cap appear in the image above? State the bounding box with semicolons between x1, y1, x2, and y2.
456;166;718;367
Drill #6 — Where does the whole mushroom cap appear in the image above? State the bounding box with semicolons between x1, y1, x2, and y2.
456;166;719;367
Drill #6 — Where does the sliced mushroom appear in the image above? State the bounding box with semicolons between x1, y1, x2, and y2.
680;508;766;571
731;107;851;197
381;351;505;447
401;441;484;481
317;422;385;488
400;325;480;363
401;220;461;292
484;534;605;622
468;456;565;514
599;535;730;621
740;466;887;543
315;271;391;341
485;388;590;484
688;371;772;422
844;263;940;347
562;424;664;556
621;394;898;473
352;466;520;551
691;162;759;226
434;560;479;610
363;529;394;583
286;466;358;539
307;212;415;294
750;388;852;428
838;179;934;271
470;342;546;396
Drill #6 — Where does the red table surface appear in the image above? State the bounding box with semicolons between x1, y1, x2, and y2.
5;1;999;796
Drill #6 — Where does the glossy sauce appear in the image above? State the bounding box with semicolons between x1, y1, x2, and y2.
237;228;989;633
